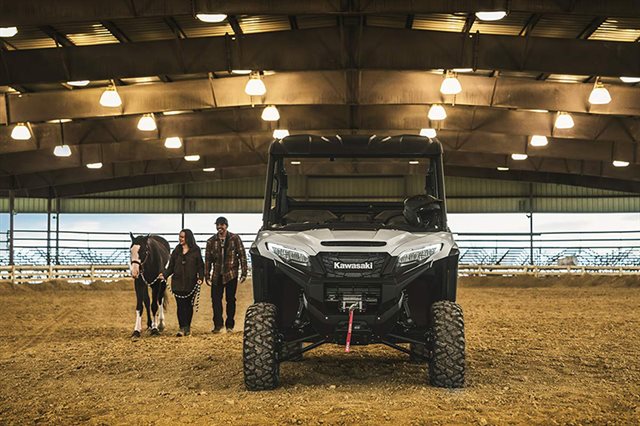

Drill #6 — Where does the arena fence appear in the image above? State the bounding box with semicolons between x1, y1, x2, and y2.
2;229;640;267
2;263;639;284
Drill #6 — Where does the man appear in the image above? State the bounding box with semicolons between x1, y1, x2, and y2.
205;216;248;333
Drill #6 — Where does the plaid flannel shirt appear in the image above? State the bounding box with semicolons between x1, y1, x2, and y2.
205;231;248;284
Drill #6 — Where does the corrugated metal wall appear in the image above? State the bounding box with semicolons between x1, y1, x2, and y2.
2;176;638;213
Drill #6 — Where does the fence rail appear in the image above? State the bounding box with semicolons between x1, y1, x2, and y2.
2;263;639;284
0;264;131;284
2;229;640;267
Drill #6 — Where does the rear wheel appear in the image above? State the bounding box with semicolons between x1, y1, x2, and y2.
243;303;280;391
428;301;465;388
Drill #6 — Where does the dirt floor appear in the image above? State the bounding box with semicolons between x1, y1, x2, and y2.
0;275;639;425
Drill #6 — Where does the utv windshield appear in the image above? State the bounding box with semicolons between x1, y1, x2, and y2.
263;154;447;232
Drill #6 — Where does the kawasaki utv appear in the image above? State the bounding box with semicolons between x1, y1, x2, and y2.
243;135;464;390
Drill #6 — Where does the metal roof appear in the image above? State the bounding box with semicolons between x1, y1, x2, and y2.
0;1;639;198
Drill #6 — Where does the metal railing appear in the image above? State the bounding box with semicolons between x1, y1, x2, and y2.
2;229;640;267
2;263;639;284
0;264;130;284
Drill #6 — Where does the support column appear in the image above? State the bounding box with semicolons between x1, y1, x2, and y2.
9;190;14;266
528;183;534;266
181;184;186;229
46;195;52;265
55;199;60;265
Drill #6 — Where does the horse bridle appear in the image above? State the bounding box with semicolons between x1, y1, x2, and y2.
131;242;153;286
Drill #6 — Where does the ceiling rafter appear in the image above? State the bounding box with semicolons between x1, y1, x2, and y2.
1;28;640;86
5;1;640;26
2;130;639;188
2;105;639;161
5;71;640;126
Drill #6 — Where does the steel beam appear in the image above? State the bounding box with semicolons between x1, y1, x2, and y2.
6;71;640;125
2;137;638;192
7;152;639;197
1;28;640;86
0;124;638;176
1;105;638;164
4;1;640;26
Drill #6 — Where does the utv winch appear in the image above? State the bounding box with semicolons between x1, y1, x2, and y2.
243;134;464;390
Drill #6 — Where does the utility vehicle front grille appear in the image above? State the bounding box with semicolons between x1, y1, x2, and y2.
319;252;389;278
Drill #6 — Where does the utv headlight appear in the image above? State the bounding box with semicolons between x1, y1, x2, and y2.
397;243;442;266
267;242;310;266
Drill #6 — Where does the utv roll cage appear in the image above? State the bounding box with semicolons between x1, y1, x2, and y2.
262;134;448;230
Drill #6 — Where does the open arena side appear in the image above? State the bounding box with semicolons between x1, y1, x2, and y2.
0;276;638;424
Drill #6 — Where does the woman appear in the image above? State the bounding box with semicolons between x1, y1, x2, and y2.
160;229;204;336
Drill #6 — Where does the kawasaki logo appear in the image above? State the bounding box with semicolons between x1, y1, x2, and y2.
333;261;374;270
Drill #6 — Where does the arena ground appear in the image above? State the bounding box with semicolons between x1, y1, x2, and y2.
0;275;639;425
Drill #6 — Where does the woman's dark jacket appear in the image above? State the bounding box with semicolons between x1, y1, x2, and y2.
163;246;204;292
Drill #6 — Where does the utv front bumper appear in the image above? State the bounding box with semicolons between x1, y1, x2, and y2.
250;248;459;345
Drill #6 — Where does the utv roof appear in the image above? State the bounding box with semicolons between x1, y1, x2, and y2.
269;134;442;158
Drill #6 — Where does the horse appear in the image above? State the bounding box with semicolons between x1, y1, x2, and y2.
129;233;171;338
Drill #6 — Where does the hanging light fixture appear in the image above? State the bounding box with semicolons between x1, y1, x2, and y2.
440;71;462;95
409;160;420;165
420;128;437;138
511;153;528;160
530;135;549;147
612;160;629;167
290;161;301;165
196;14;227;23
164;137;182;149
475;11;507;21
0;27;18;37
11;122;31;140
620;77;640;84
67;80;90;87
203;167;216;172
554;112;574;129
497;166;509;171
245;72;267;96
261;105;280;121
137;113;157;131
273;129;290;139
588;79;611;105
86;162;103;169
184;154;201;162
99;83;122;107
427;104;447;121
53;144;72;157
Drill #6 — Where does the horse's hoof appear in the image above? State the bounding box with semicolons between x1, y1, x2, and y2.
150;328;160;336
158;323;165;332
131;330;141;339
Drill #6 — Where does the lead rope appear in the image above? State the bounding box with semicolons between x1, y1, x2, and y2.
171;281;202;311
191;281;202;312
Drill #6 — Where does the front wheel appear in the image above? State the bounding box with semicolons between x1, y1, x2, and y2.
428;300;465;388
243;303;280;391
